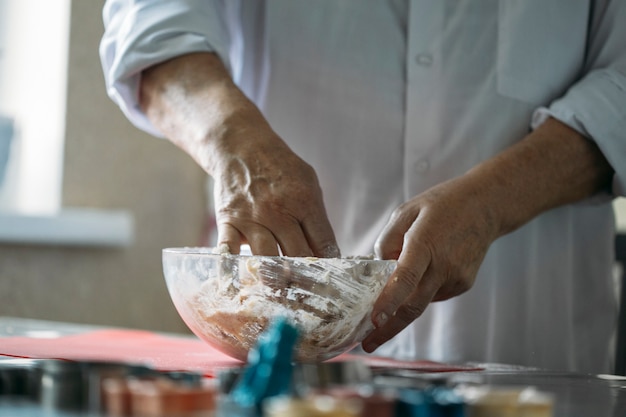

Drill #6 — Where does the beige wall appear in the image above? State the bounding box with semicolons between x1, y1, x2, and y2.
0;1;207;332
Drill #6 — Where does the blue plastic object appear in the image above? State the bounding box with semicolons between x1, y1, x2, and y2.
395;389;429;417
228;317;299;412
395;387;465;417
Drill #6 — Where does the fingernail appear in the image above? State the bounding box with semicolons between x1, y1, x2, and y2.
375;312;388;327
322;244;341;258
362;341;379;353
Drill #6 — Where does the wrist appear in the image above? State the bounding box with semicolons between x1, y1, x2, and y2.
139;52;275;175
464;117;613;238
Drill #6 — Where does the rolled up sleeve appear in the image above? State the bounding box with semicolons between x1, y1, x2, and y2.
532;0;626;197
99;0;231;137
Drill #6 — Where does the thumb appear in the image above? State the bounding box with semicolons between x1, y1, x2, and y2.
375;208;417;260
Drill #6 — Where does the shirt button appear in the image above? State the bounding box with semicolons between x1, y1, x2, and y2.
415;159;430;173
415;53;433;67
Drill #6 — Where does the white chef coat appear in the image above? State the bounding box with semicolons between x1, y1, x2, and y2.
100;0;626;373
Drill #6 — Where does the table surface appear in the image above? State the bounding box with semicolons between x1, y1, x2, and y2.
1;317;625;417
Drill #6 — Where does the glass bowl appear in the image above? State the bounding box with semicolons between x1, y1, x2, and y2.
162;247;396;362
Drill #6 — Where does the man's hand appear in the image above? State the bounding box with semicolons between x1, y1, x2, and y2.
140;52;339;257
211;123;339;257
362;117;614;352
361;175;497;353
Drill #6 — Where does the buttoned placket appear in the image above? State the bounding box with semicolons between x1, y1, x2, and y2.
403;0;444;200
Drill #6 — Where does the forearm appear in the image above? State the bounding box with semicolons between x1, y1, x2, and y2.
468;117;614;237
138;52;339;257
139;52;272;176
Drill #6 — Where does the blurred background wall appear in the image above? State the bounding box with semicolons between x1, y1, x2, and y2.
0;1;208;332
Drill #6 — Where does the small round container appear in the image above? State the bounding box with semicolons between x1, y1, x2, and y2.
264;394;363;417
0;359;40;400
38;360;85;411
295;361;372;391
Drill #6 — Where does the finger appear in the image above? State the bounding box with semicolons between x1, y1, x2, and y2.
372;241;432;327
361;240;433;351
374;205;418;260
270;218;314;257
241;224;281;256
362;267;440;353
217;220;280;256
301;212;340;258
216;223;243;254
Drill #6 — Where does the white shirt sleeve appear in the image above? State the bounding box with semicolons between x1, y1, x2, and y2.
99;0;232;137
532;0;626;196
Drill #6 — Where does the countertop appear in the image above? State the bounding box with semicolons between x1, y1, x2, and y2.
1;317;625;416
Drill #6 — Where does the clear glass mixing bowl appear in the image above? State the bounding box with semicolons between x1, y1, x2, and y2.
162;248;396;362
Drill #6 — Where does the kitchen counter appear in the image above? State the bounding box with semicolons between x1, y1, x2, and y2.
1;316;625;416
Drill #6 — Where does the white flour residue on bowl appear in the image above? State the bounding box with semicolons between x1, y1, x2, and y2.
177;254;395;361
